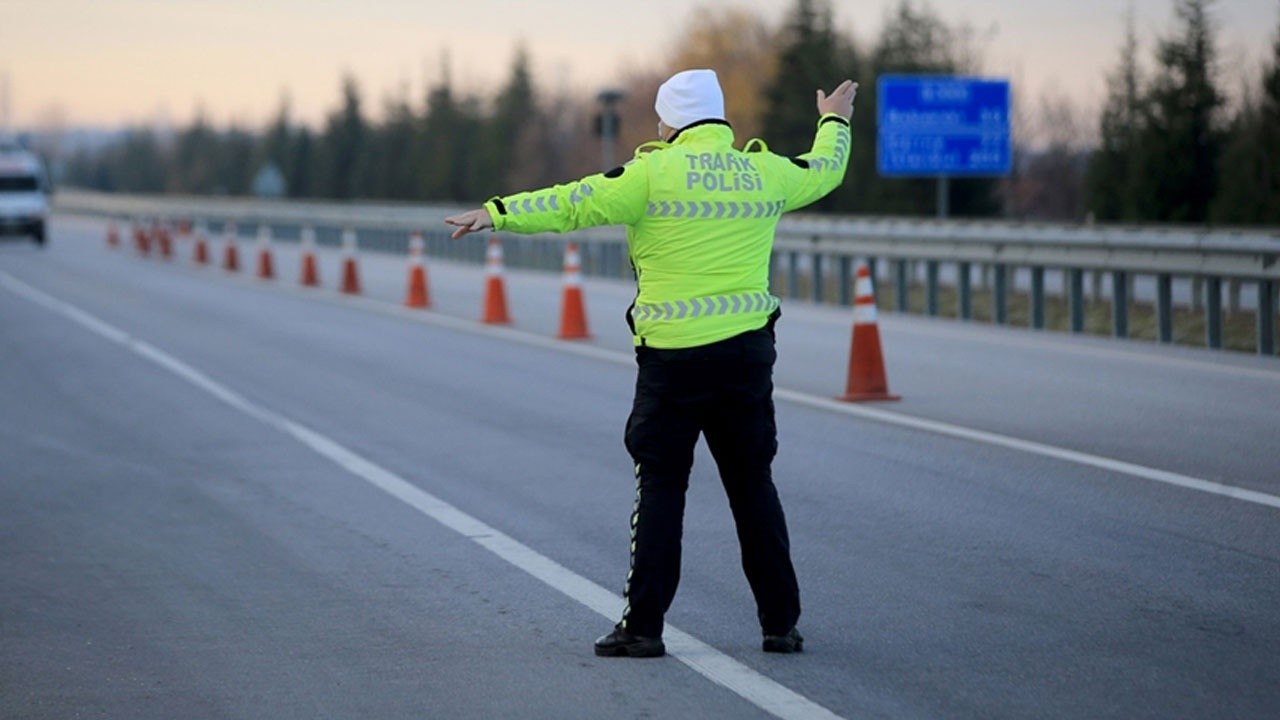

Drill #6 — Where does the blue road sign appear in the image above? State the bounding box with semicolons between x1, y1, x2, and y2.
877;75;1012;177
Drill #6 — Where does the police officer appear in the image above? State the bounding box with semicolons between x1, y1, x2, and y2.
446;69;855;658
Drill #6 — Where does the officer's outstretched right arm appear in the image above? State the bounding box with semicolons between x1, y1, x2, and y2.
483;162;649;235
775;114;852;212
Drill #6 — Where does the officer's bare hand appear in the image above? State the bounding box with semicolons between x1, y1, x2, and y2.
444;208;494;239
816;80;858;120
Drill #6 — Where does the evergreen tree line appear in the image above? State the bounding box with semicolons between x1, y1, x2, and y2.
62;0;1280;224
1086;0;1280;224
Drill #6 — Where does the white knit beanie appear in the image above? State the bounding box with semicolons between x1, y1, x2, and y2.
655;69;725;131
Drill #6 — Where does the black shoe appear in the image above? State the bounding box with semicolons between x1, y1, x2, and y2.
594;624;665;658
762;627;804;653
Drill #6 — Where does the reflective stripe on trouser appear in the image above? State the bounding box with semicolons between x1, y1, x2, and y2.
620;327;800;638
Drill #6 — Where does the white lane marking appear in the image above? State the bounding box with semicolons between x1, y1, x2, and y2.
0;270;846;720
310;286;1280;514
12;256;1278;515
772;389;1280;511
877;316;1280;384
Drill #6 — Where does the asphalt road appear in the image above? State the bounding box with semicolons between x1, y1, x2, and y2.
2;216;1278;719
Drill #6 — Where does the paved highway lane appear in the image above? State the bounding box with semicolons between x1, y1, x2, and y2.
2;217;1278;719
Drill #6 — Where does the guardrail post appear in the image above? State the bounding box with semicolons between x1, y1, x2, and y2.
811;242;824;303
957;262;972;321
926;261;940;316
1031;266;1045;330
838;255;852;306
895;259;909;312
1112;271;1129;338
1260;280;1276;356
610;243;624;278
1205;277;1223;349
787;250;800;299
993;264;1008;325
1157;274;1174;343
1069;268;1085;333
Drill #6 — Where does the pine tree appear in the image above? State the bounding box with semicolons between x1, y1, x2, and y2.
417;61;483;202
108;129;166;193
761;0;864;213
368;94;418;200
1211;83;1266;223
257;97;294;194
319;76;369;199
1133;0;1223;222
762;0;842;159
1261;16;1280;222
1086;10;1145;221
287;127;315;199
1215;12;1280;223
217;126;256;196
485;48;540;194
171;109;219;194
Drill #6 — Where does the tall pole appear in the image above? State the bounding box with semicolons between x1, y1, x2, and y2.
936;175;950;219
596;89;625;171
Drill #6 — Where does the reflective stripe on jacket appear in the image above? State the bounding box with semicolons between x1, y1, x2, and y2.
485;114;851;348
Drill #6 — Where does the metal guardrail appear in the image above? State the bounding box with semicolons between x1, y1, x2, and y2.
54;189;1280;355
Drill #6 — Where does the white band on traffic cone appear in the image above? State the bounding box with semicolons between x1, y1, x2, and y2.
852;263;877;324
564;243;582;287
486;239;504;276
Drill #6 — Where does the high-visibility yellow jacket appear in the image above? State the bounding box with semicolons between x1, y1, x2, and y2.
484;115;851;348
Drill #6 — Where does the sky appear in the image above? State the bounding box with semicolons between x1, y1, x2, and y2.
1;0;1276;132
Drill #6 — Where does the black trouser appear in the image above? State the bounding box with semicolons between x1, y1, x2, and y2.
620;317;800;638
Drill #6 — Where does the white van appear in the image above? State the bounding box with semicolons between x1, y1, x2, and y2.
0;143;49;246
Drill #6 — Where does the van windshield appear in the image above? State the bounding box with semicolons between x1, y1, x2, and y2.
0;176;40;192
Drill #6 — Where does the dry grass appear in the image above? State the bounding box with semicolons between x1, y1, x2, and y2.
776;273;1275;355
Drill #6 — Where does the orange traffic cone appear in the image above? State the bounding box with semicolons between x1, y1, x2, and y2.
256;225;275;279
193;223;210;265
340;228;361;295
404;232;431;309
557;242;590;339
300;226;320;287
134;222;151;256
173;218;191;249
838;261;900;402
481;237;511;324
156;222;173;260
223;223;240;272
106;222;120;249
